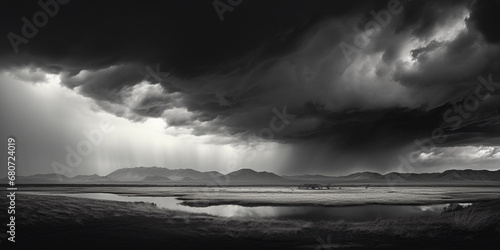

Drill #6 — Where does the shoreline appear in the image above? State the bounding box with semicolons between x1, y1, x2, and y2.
21;190;490;208
16;185;500;207
4;193;500;249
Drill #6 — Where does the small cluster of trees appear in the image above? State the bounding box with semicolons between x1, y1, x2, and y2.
297;184;341;190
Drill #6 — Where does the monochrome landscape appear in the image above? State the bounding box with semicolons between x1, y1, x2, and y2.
1;0;500;249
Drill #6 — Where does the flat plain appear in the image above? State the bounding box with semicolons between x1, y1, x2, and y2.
1;191;498;249
19;185;500;206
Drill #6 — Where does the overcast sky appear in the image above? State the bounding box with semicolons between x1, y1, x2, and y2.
1;0;500;177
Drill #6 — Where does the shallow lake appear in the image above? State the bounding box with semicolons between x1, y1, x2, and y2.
28;192;472;221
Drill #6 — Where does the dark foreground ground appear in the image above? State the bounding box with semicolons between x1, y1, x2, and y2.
1;194;500;249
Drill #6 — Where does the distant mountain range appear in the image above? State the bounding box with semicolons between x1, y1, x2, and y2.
225;169;286;183
3;167;500;185
105;166;223;182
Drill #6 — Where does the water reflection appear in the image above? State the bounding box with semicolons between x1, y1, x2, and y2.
29;192;471;221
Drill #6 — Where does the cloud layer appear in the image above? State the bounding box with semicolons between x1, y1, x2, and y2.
1;0;500;174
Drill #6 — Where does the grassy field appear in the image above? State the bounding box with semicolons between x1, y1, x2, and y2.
2;192;500;249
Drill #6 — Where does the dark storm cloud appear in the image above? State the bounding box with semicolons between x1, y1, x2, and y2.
438;96;500;148
410;40;441;60
133;95;180;118
469;0;500;43
1;0;500;157
60;64;145;100
0;0;377;75
395;0;467;38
